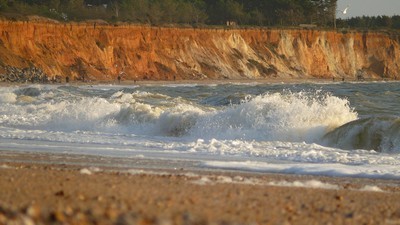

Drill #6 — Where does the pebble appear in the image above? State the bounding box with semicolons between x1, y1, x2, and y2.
104;208;119;220
51;210;65;222
96;195;104;202
55;190;65;197
20;216;35;225
78;194;86;201
25;205;41;219
0;66;61;83
64;206;74;216
335;195;343;201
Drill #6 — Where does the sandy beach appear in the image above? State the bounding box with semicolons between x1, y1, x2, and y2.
1;151;400;225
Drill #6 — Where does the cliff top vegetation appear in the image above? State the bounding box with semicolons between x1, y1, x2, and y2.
0;0;399;30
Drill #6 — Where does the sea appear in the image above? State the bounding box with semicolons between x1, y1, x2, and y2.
1;81;400;179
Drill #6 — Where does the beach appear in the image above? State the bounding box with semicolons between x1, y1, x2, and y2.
1;81;400;224
1;151;400;225
1;15;399;225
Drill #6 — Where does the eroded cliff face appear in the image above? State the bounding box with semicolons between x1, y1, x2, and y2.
0;21;399;81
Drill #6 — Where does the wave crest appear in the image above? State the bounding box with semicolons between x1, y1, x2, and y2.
322;117;400;152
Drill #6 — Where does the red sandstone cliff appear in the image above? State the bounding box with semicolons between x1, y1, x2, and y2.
0;21;399;81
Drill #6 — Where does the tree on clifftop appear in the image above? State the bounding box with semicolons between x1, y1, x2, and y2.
311;0;337;27
4;0;400;31
0;0;8;10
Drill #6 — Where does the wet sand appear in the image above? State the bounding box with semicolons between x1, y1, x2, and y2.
1;151;400;225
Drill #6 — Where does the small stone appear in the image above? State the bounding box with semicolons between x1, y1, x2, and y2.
96;196;104;202
285;204;295;213
78;194;86;201
25;205;41;219
105;208;119;220
137;217;156;225
55;190;64;197
51;210;65;222
20;216;35;225
64;206;73;216
75;212;88;223
335;195;343;201
0;214;7;224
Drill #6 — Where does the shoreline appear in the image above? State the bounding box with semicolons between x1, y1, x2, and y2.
2;151;400;224
1;77;397;87
2;81;400;224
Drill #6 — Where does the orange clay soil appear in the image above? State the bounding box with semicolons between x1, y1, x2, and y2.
1;21;399;82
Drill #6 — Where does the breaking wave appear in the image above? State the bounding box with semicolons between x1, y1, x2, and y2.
0;86;359;145
6;85;400;152
322;116;400;152
190;91;357;142
2;83;400;178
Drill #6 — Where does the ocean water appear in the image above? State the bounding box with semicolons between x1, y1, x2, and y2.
1;81;400;179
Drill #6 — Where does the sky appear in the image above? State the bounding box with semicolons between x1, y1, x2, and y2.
337;0;400;19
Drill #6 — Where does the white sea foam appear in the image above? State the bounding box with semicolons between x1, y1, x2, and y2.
1;83;400;179
126;169;171;176
203;160;400;179
80;168;92;175
120;169;386;192
189;173;339;190
191;176;213;185
268;180;339;189
0;164;12;169
0;92;17;103
0;87;357;142
156;104;205;136
359;185;384;192
190;91;357;142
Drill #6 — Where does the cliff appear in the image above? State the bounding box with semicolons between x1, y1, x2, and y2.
0;21;399;81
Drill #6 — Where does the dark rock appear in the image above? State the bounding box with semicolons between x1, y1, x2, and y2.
0;66;53;83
